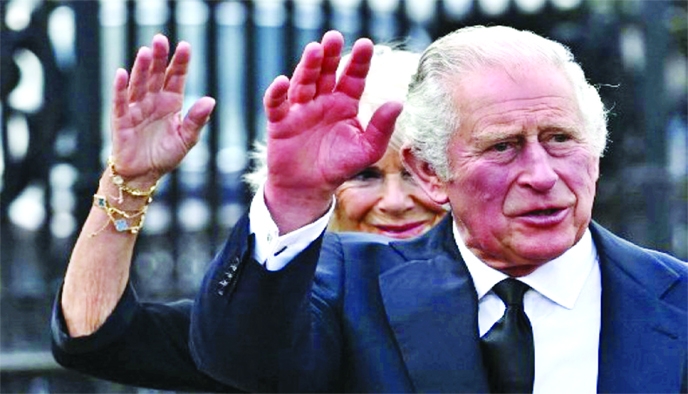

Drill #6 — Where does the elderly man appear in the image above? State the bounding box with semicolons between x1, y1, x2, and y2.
189;26;687;393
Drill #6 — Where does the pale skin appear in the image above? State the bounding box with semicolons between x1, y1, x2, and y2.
61;34;215;336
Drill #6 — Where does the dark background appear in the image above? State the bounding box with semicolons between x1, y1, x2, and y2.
1;0;686;392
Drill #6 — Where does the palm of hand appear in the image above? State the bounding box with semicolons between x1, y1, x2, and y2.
106;36;214;182
112;90;189;179
267;92;377;192
260;31;401;231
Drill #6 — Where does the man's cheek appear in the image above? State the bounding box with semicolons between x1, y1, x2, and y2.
466;169;511;202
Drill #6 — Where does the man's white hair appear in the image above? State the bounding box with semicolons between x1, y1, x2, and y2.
398;25;609;181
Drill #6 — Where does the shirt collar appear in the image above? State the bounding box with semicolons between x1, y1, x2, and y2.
453;221;598;309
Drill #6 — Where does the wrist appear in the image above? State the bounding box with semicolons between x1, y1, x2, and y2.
263;181;334;235
90;159;161;237
106;157;160;196
98;170;154;210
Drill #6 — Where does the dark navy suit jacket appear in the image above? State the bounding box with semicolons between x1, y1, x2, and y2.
190;213;688;393
51;285;240;392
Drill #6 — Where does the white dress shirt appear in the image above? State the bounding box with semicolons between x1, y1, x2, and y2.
249;187;602;392
249;183;334;271
455;222;601;393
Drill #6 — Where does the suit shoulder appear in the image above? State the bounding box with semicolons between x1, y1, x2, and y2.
591;222;686;270
321;232;401;265
643;248;688;275
323;231;409;263
591;222;688;310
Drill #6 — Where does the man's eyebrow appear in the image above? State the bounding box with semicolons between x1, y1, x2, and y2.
471;122;581;143
540;124;580;133
471;127;523;142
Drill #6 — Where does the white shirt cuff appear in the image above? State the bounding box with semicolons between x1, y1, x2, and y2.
248;183;334;271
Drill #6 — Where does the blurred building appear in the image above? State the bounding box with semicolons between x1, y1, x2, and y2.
1;0;686;392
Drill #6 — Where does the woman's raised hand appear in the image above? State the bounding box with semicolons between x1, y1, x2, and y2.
109;34;216;184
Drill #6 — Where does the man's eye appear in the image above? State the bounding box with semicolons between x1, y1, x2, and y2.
492;142;511;152
552;133;571;143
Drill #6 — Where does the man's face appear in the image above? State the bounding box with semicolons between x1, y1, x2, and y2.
443;65;599;276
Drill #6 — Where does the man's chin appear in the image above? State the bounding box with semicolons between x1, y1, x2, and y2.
510;240;573;267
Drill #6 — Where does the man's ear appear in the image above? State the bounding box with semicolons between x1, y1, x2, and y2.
401;146;450;205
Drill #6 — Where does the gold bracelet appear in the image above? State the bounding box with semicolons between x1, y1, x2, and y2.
107;156;159;203
89;194;150;237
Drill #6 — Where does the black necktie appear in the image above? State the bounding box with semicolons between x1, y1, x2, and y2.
480;278;535;393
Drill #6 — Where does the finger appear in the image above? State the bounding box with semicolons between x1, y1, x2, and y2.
180;96;216;148
111;68;130;121
128;46;153;102
264;75;291;123
147;34;170;93
335;38;374;100
363;101;404;160
287;42;324;104
316;30;344;96
163;41;191;94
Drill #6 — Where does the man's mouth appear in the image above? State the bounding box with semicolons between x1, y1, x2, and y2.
517;207;569;227
526;208;562;216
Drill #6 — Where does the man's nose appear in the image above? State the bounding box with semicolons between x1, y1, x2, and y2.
378;176;415;212
517;143;558;192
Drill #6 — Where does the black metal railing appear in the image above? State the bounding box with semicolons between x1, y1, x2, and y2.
1;0;686;392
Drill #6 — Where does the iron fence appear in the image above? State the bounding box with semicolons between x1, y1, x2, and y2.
1;0;686;392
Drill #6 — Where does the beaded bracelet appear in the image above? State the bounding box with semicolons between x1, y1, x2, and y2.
107;156;159;204
89;194;150;237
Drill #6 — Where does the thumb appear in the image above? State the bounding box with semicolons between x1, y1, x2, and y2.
180;96;216;145
363;101;404;158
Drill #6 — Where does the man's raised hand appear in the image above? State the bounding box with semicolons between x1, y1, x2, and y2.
263;30;403;233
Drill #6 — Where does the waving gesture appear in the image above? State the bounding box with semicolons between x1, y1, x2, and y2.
60;35;215;337
263;31;403;233
109;34;216;186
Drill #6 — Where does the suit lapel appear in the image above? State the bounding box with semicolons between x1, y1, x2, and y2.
379;216;489;393
378;218;686;393
592;223;687;393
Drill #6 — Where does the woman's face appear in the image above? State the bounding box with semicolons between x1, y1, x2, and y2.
333;148;447;239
